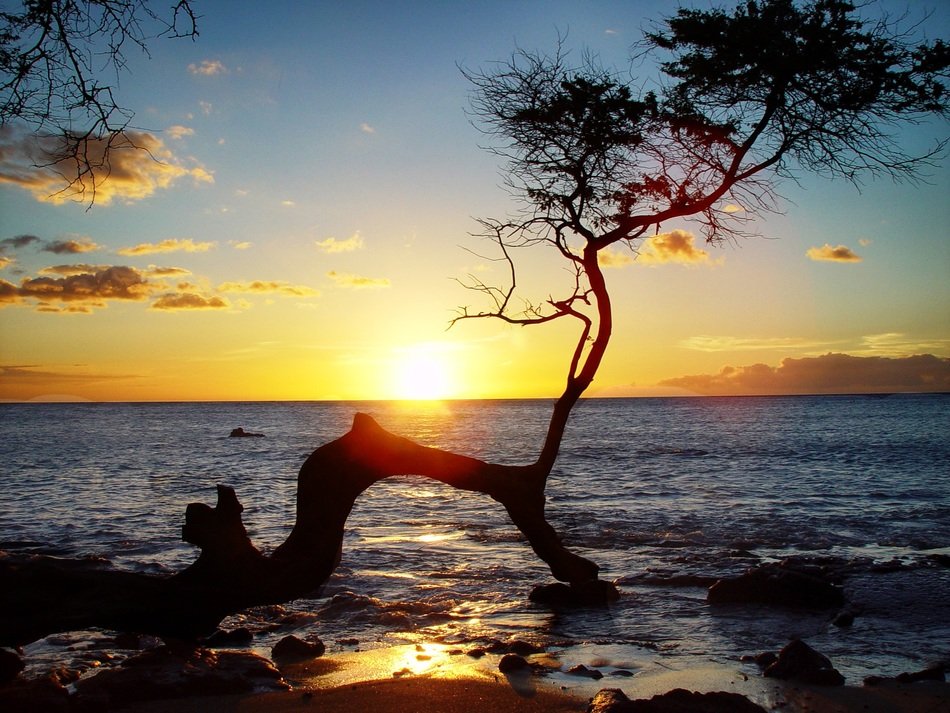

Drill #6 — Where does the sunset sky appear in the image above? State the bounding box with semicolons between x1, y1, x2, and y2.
1;0;948;402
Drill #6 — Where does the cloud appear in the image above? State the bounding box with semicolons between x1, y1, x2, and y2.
230;241;253;250
42;238;100;254
151;293;229;310
315;233;363;253
598;247;636;268
0;279;19;302
638;230;716;265
0;235;40;250
0;128;214;204
145;266;192;277
327;271;390;289
166;125;195;140
6;266;154;308
38;264;111;276
217;280;318;297
679;335;834;352
188;59;227;76
806;244;862;262
660;353;950;396
0;256;12;270
360;123;376;134
117;238;215;256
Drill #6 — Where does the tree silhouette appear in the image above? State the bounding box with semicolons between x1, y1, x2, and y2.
0;0;198;202
458;0;948;476
1;0;947;646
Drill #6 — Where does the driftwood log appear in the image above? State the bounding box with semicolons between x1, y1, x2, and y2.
1;413;608;647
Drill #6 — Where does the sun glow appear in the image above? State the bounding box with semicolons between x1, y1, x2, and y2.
391;345;457;400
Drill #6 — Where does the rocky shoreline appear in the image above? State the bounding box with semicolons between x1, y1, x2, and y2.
2;558;948;711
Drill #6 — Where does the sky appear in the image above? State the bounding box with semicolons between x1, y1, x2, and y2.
1;0;948;402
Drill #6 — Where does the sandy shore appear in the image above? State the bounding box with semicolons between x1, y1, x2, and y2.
118;675;950;713
114;644;948;713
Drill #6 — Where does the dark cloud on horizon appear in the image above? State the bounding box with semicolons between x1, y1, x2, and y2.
660;353;950;395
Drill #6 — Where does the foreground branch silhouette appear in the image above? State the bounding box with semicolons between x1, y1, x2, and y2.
1;413;605;646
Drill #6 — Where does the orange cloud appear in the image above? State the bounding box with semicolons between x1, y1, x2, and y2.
638;230;715;265
806;244;862;262
38;264;111;276
118;238;215;256
151;293;229;310
660;353;950;396
327;271;390;289
0;128;213;204
0;257;12;270
597;247;636;268
19;266;152;302
315;233;363;253
42;238;101;254
217;280;318;297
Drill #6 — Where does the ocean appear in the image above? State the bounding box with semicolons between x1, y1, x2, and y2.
1;395;948;686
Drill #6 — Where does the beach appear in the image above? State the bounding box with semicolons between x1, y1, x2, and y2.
106;646;950;713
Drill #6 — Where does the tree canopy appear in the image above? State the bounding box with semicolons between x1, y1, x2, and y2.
460;0;947;466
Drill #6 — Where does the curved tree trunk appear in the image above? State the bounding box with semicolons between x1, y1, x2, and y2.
0;412;606;648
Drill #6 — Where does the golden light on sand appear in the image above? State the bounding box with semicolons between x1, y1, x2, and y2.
391;345;456;400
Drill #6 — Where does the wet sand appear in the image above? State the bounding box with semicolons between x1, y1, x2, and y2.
118;645;948;713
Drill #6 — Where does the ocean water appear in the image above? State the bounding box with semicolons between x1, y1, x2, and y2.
1;395;949;686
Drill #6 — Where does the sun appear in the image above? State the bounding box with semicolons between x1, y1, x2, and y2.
392;346;455;400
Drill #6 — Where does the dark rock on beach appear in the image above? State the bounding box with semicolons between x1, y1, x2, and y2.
529;579;620;607
204;626;253;647
498;653;529;673
567;663;603;679
0;674;70;713
763;639;845;686
707;561;845;609
271;634;326;661
865;663;947;686
486;639;545;656
72;644;286;709
0;648;24;683
587;687;767;712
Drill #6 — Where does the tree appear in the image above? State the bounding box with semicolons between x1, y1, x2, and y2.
0;0;198;202
1;0;947;646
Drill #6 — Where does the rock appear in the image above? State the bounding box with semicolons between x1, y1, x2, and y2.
466;647;486;658
831;610;854;627
529;579;620;607
0;675;70;713
895;665;945;683
112;632;142;649
764;639;845;686
486;639;545;656
204;627;253;647
587;687;767;712
73;644;286;708
707;562;845;609
567;664;603;679
498;654;529;673
229;427;264;437
0;648;24;683
271;634;325;662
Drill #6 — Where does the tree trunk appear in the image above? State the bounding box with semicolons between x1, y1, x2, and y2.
1;412;605;647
